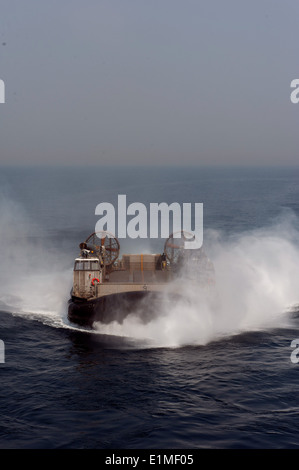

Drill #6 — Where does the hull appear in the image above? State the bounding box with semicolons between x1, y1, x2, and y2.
67;290;162;327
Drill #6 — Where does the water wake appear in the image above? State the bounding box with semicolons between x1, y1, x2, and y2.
0;193;299;346
95;211;299;346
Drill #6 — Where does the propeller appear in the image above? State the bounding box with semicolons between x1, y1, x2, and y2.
84;231;120;266
164;230;195;264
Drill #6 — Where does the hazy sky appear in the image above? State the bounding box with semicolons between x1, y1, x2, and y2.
0;0;298;167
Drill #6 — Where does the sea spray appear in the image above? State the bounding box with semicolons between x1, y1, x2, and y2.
95;211;299;347
0;193;72;323
1;190;299;344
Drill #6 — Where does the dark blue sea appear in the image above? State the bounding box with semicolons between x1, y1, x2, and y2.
1;165;299;450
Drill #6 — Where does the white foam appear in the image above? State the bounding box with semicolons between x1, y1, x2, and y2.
0;193;298;346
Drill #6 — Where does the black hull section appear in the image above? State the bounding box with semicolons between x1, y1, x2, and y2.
67;291;160;327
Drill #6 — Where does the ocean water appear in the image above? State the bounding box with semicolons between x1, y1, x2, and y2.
1;165;299;449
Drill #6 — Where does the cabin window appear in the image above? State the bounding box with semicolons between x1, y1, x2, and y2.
75;260;99;271
90;261;99;270
74;261;83;270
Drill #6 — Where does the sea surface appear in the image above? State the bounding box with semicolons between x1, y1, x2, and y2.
1;165;299;449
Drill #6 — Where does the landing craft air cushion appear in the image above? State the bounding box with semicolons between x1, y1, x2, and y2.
67;230;215;327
